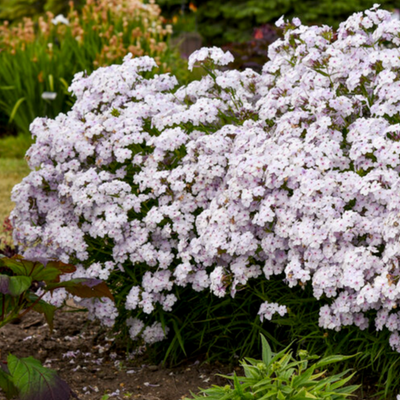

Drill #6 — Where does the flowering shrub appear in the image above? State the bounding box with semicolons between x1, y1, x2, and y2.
11;6;400;353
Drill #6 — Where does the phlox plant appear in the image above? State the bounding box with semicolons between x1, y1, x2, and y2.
10;4;400;389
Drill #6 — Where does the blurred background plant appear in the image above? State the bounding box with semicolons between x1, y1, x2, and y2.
0;0;184;140
0;0;84;21
158;0;399;45
222;23;280;72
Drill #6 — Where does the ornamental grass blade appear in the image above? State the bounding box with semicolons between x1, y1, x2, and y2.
7;355;71;400
314;354;356;369
8;97;25;124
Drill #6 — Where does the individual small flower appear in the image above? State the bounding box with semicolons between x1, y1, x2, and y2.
188;47;234;71
51;14;69;25
258;301;287;322
41;92;57;100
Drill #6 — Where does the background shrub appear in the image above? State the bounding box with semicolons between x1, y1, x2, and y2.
0;0;82;21
0;0;181;136
158;0;399;45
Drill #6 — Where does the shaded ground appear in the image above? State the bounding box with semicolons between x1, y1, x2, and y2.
0;308;231;400
0;304;386;400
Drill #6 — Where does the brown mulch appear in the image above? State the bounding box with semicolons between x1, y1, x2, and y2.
0;308;232;400
0;304;388;400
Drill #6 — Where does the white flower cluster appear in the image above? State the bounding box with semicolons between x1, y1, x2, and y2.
11;7;400;349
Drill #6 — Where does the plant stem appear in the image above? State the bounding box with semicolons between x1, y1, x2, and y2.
17;292;45;319
1;294;4;321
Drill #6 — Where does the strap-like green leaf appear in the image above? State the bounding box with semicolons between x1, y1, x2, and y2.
8;97;25;124
261;334;272;366
314;355;355;369
292;366;315;388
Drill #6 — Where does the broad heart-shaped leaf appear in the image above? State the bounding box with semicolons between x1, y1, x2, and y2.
0;258;74;283
33;267;64;284
0;364;18;399
0;275;32;296
0;275;10;294
45;261;76;275
47;278;114;301
27;293;56;331
0;257;35;276
34;261;77;283
7;355;71;400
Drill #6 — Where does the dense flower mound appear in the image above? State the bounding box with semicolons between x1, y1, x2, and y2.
11;6;400;349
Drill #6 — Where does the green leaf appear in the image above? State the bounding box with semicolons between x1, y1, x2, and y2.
0;258;76;282
0;275;32;296
277;390;285;400
28;294;56;331
8;97;26;124
292;366;315;388
233;373;244;396
0;365;18;399
0;257;36;276
261;334;272;366
327;371;355;391
47;278;114;301
314;355;355;369
33;267;63;283
9;276;32;297
45;261;76;275
304;392;317;399
7;354;71;400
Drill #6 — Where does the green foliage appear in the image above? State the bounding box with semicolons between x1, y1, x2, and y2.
187;335;359;400
0;255;114;399
0;255;113;329
0;0;83;21
4;355;71;400
0;135;32;159
159;0;399;44
0;0;182;136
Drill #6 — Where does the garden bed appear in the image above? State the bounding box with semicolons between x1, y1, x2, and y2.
0;308;231;400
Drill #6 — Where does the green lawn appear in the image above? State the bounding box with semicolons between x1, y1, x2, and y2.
0;158;30;225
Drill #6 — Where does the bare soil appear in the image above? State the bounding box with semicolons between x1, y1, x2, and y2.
0;304;385;400
0;308;231;400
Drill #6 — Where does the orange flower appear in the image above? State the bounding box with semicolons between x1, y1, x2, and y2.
254;28;263;40
189;2;197;12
